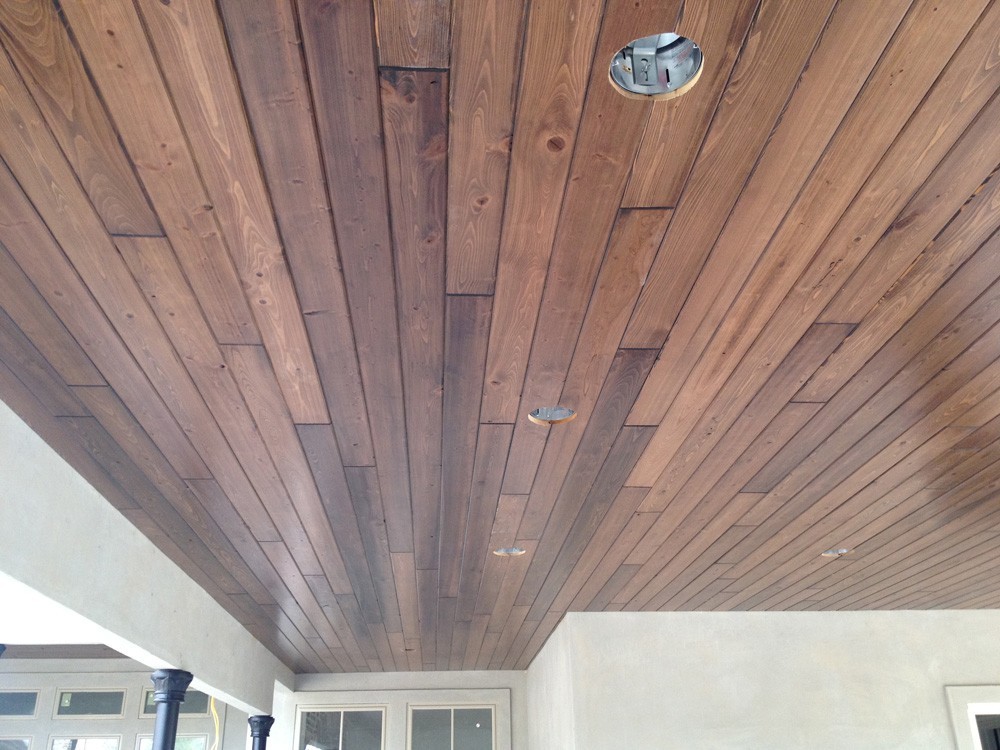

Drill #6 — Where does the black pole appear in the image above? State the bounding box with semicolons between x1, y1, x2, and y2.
249;716;275;750
150;669;193;750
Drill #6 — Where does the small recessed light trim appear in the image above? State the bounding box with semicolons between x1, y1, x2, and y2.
609;32;704;100
492;547;527;557
821;548;853;558
528;406;576;425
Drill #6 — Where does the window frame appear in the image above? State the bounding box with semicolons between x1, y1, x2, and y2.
52;690;127;720
946;685;1000;750
137;690;211;720
294;705;387;750
0;691;40;719
407;704;496;750
0;738;33;750
48;734;123;750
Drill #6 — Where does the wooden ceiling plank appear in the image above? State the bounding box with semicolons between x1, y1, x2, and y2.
218;0;373;462
435;596;457;670
320;594;373;672
499;207;669;496
446;0;526;293
0;358;136;512
622;0;760;207
440;295;493;594
551;488;649;612
488;604;528;670
659;563;734;612
474;494;529;617
523;425;655;622
586;565;639;612
802;165;1000;402
449;618;471;670
344;465;404;635
416;568;439;670
128;0;326;422
0;308;89;417
114;235;323;574
255;600;327;672
518;348;658;544
298;424;383;624
374;0;450;68
500;613;544;670
221;344;357;592
0;0;159;236
380;68;447;570
368;621;399;672
623;493;763;609
496;0;682;486
463;614;491;671
514;610;562;670
626;0;975;427
456;424;513;622
390;552;422;650
479;0;605;422
628;0;999;495
298;0;414;552
622;0;850;348
61;414;246;597
74;384;275;606
57;0;260;348
567;510;657;611
0;244;104;387
485;539;536;635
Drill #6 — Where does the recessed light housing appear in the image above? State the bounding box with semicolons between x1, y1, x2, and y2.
821;548;853;558
528;406;576;426
609;33;703;100
492;547;527;557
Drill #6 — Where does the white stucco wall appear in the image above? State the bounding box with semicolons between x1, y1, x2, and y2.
525;622;575;750
527;611;1000;750
0;400;291;715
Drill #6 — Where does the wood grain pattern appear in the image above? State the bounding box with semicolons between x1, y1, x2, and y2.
2;0;1000;673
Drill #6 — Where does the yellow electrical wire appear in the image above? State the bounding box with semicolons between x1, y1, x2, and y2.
208;697;220;750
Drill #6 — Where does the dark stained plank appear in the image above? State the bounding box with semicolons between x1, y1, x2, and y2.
478;0;606;421
416;567;439;669
500;208;670;494
297;423;382;623
390;551;422;669
440;295;493;594
446;0;525;293
568;507;657;610
0;308;89;417
628;0;998;489
298;0;413;551
128;0;326;423
0;243;104;387
456;424;514;622
622;0;760;206
380;68;447;570
475;494;528;616
0;0;158;235
58;0;261;347
344;466;404;635
374;0;450;68
621;0;844;345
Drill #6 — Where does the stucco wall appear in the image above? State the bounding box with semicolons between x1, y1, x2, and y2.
527;611;1000;750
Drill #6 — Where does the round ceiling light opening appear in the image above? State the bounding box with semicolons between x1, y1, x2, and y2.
609;33;703;100
821;548;853;559
493;547;527;557
528;405;577;426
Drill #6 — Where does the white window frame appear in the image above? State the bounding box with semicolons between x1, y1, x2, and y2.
137;690;211;720
52;690;127;720
134;732;209;750
946;685;1000;750
407;704;496;750
48;734;123;750
295;705;386;750
0;738;33;750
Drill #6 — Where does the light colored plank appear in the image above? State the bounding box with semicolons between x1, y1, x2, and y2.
374;0;450;68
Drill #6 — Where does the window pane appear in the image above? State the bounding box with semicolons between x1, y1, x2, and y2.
137;736;206;750
341;711;381;750
411;709;450;750
142;690;210;716
453;709;492;750
57;692;124;716
52;738;119;750
299;711;342;750
0;692;37;716
0;740;30;750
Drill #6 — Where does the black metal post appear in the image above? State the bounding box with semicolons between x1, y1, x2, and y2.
150;669;193;750
249;715;275;750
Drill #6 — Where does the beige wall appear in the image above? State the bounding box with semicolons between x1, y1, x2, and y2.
527;611;1000;750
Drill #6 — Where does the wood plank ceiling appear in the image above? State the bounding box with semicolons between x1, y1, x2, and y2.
0;0;998;672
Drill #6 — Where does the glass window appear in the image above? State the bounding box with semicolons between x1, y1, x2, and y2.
141;690;210;716
0;693;37;717
0;740;30;750
51;738;119;750
299;710;383;750
56;692;125;717
410;708;494;750
136;736;207;750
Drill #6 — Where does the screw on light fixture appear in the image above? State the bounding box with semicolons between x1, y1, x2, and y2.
609;33;703;100
528;406;576;426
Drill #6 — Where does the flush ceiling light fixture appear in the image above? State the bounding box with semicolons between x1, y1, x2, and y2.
528;406;577;426
821;548;853;558
492;547;527;557
609;32;703;100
